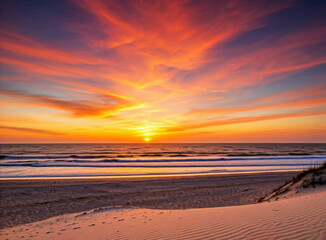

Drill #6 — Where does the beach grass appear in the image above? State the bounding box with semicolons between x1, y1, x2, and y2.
257;162;326;202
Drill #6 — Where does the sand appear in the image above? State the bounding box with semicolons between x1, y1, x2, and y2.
0;171;298;229
1;185;325;239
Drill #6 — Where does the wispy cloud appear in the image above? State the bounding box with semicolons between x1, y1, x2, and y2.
0;88;122;117
0;125;64;135
165;111;326;133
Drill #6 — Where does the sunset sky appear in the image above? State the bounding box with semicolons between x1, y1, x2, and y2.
1;0;326;143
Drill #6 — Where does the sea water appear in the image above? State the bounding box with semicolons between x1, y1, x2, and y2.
0;143;325;178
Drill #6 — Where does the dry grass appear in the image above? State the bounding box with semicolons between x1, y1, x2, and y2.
257;162;326;203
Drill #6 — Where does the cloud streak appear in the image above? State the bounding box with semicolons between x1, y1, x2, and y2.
0;88;123;117
0;125;64;135
165;111;326;133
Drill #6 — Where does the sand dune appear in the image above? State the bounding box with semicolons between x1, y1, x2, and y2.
1;186;325;240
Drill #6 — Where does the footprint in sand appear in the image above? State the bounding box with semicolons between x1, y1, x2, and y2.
89;224;96;227
46;231;53;234
73;227;81;230
118;219;124;222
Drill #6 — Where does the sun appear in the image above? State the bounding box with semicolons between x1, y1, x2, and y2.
144;137;150;142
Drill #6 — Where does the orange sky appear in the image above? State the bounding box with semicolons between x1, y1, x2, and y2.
0;0;326;143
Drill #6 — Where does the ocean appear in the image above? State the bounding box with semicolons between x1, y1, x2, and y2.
0;143;325;179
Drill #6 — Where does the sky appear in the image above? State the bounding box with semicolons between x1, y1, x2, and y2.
0;0;326;143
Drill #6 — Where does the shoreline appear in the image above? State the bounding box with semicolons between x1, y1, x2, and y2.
0;171;298;229
0;169;301;181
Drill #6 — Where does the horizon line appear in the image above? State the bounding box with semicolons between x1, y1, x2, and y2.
0;142;325;144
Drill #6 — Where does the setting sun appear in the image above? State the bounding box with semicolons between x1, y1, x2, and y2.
144;138;150;142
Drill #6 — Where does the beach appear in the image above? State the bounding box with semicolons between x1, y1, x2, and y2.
1;176;325;240
1;144;325;239
0;171;297;229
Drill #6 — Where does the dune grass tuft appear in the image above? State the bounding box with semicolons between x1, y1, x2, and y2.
257;162;326;203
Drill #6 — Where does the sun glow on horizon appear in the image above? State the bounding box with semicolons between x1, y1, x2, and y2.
144;138;150;142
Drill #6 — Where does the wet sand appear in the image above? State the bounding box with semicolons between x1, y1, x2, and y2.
0;171;298;229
